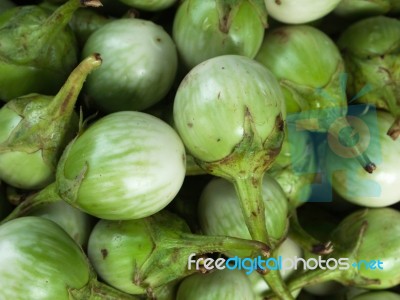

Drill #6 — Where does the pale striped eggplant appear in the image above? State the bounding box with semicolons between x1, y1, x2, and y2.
56;111;186;220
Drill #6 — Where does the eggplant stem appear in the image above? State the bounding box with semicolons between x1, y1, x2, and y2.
0;183;61;225
288;212;334;255
47;54;102;119
327;116;376;173
233;176;270;245
261;250;295;300
179;232;270;258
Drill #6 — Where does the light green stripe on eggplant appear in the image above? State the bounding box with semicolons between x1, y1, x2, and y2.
173;55;284;162
56;111;186;220
264;0;341;24
256;25;342;92
172;0;265;69
82;18;178;112
0;217;90;299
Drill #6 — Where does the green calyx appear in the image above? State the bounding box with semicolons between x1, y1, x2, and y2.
0;54;102;189
173;1;266;69
197;108;284;244
69;274;141;300
279;61;348;132
266;208;400;299
197;107;284;181
0;0;102;100
216;0;267;32
338;16;400;139
255;25;347;126
267;127;316;208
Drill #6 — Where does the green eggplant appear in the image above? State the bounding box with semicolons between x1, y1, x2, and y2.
0;216;140;299
0;0;102;101
87;210;269;297
338;16;400;140
0;54;102;190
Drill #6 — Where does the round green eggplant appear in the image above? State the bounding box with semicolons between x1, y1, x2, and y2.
256;25;375;173
0;216;137;299
173;54;285;244
172;0;266;69
82;18;178;112
56;111;186;220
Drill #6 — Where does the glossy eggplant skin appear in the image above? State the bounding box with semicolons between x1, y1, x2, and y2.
82;18;178;112
56;111;186;220
172;0;266;69
0;217;91;299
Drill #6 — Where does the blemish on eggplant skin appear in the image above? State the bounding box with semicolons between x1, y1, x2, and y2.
101;248;108;259
275;0;282;5
187;122;193;128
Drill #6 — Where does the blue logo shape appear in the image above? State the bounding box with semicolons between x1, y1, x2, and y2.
285;71;381;203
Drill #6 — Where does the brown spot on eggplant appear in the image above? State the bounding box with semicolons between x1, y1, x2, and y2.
272;28;289;43
101;248;108;259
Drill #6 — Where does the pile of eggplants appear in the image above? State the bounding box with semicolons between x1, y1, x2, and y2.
0;0;399;299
